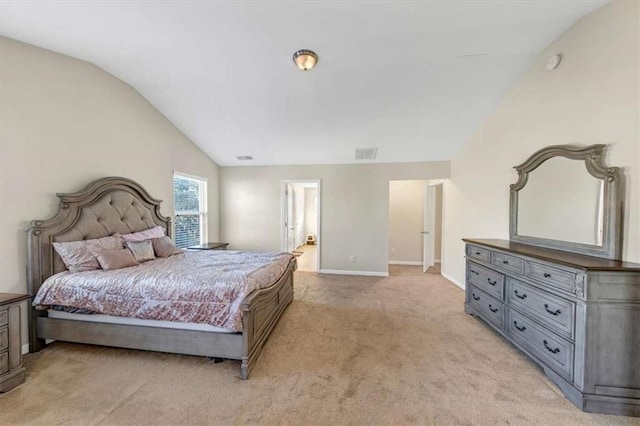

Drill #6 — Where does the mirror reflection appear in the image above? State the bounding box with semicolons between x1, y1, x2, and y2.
517;156;604;246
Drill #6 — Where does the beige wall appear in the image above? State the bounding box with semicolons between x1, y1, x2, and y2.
442;1;640;286
220;162;450;275
0;38;220;346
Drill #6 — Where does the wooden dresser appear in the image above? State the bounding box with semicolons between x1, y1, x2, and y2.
0;293;30;393
463;239;640;416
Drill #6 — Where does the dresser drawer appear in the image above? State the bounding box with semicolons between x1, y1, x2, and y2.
468;285;504;329
525;261;576;293
491;251;524;275
0;328;7;352
0;310;7;327
507;309;574;381
507;278;575;339
467;261;504;300
467;244;490;263
0;352;7;375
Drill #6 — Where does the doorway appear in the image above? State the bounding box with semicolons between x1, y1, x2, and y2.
388;180;443;274
281;179;321;272
422;183;443;273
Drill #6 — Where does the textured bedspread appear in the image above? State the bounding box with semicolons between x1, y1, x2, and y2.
33;250;295;332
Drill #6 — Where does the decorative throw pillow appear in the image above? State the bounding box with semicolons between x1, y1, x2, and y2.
151;236;183;258
95;248;140;271
125;240;156;262
121;225;165;242
53;235;124;273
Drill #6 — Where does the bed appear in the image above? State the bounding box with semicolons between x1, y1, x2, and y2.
27;176;296;379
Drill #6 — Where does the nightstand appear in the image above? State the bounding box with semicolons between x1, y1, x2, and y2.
187;242;229;250
0;293;30;393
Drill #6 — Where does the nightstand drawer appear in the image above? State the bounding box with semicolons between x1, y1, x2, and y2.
0;310;7;327
467;244;490;263
0;328;7;352
0;352;7;375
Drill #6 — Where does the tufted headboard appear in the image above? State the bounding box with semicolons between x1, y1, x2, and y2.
27;177;172;296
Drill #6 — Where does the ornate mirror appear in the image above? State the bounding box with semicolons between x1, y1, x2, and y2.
510;144;623;260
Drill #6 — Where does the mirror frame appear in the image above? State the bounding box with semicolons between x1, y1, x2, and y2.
510;144;623;260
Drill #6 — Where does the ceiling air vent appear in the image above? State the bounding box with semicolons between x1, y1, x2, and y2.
355;147;378;160
236;155;253;161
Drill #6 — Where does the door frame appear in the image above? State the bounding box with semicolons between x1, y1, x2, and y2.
281;179;322;272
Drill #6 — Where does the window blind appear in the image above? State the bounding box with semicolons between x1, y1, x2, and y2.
173;174;207;248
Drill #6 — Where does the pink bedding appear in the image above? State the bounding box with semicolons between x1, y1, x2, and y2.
33;250;294;332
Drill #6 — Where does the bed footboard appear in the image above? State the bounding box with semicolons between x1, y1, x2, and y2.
240;258;295;379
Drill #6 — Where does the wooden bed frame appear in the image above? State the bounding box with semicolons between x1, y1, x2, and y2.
27;176;295;379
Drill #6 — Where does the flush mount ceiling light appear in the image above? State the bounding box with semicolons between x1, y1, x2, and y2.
293;49;318;71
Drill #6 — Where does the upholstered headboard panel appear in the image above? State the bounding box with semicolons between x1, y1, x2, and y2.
51;190;162;273
28;177;172;287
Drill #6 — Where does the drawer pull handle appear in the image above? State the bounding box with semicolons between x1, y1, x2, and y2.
543;340;561;354
472;294;480;301
514;290;527;300
470;270;479;275
475;251;481;255
543;273;552;278
513;321;526;332
544;304;562;316
489;304;499;313
487;278;498;286
502;260;509;264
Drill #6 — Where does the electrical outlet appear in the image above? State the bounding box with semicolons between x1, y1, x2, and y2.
349;256;356;263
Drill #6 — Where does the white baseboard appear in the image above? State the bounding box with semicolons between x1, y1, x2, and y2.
388;261;423;266
319;269;389;277
441;271;465;290
22;343;29;355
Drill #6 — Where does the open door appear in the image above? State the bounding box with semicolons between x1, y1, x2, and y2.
422;185;436;272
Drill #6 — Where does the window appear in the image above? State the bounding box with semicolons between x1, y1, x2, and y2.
173;173;207;248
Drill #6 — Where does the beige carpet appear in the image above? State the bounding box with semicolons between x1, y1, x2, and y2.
1;266;637;425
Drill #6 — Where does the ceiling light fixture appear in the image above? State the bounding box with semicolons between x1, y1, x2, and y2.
293;49;318;71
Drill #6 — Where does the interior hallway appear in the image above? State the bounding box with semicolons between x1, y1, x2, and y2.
294;244;317;272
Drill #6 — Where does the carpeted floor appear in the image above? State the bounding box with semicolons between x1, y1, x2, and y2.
1;266;637;425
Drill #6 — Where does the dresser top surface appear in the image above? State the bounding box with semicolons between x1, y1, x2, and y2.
463;239;640;272
0;293;31;307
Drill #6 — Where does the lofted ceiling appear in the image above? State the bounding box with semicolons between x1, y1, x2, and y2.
0;1;606;166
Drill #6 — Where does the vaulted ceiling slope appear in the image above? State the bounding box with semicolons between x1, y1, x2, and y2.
0;1;606;166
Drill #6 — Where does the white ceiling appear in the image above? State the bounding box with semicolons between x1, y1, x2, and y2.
0;1;606;166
